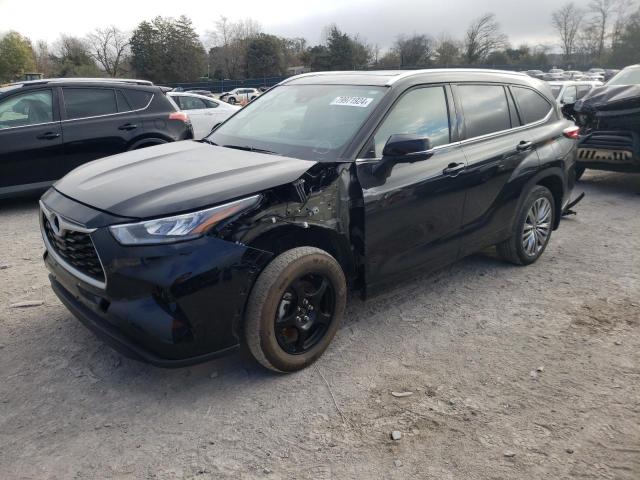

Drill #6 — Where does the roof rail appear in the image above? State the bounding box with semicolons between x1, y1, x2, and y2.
8;78;154;87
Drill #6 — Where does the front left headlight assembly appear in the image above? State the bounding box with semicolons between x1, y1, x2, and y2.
109;194;261;245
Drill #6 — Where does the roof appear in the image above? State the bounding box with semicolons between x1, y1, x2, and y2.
282;68;531;87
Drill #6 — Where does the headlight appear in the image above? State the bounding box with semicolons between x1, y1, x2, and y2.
109;195;261;245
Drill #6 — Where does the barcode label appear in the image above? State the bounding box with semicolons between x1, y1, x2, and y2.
330;96;374;108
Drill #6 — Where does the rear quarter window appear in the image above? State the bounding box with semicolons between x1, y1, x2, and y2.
511;86;552;124
123;89;153;110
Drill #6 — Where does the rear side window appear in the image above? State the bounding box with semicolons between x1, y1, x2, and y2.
204;99;219;108
123;89;153;110
457;85;511;138
63;88;117;119
511;86;552;124
179;96;207;110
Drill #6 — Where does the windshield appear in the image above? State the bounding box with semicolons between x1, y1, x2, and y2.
550;85;562;98
208;84;387;161
607;67;640;86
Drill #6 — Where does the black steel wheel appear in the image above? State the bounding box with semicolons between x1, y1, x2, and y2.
245;247;346;372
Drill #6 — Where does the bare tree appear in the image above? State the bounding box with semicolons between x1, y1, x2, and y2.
464;13;508;64
551;2;585;60
434;34;461;66
34;40;52;76
588;0;619;58
86;27;130;77
393;34;433;67
207;16;262;79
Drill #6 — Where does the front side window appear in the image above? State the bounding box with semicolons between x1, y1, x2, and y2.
576;85;591;99
372;86;450;157
511;86;552;124
63;88;117;119
0;89;53;129
457;85;511;138
210;84;387;161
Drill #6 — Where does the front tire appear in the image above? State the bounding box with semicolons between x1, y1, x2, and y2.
497;185;555;265
228;97;237;104
245;247;347;372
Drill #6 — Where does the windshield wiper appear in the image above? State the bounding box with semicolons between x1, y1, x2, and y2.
200;138;218;146
222;144;281;156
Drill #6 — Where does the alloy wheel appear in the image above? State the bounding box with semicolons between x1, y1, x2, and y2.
522;197;552;256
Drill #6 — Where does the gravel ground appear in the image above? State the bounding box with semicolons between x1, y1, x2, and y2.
1;171;639;480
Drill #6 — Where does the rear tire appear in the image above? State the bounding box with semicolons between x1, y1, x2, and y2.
497;185;555;266
245;247;347;373
575;165;586;181
228;97;236;104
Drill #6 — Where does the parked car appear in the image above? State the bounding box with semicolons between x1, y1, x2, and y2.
40;69;578;371
525;70;545;79
548;80;603;105
549;68;565;74
564;64;640;179
184;89;217;98
543;72;565;81
0;78;193;199
168;92;240;139
604;69;620;81
588;68;606;75
562;70;585;80
220;88;260;104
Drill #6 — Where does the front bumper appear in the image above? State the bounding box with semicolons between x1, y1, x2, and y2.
577;130;640;172
41;189;272;367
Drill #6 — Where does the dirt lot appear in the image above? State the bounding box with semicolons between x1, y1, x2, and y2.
1;171;639;480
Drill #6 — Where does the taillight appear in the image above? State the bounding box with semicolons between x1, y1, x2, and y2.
169;111;189;123
563;125;580;139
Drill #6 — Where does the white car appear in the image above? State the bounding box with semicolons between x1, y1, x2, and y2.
547;80;603;105
167;92;240;139
220;88;260;105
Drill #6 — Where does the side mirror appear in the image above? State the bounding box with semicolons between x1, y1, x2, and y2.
382;134;433;162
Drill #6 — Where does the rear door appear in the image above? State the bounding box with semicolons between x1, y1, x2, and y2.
357;84;468;290
454;83;545;254
60;87;138;172
0;88;64;193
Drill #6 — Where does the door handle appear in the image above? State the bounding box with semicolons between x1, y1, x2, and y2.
118;123;138;131
36;132;60;140
517;141;533;151
443;162;466;177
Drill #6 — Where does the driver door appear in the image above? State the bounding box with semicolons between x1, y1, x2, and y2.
356;85;468;293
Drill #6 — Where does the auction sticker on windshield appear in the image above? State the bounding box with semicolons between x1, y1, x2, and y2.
330;96;374;107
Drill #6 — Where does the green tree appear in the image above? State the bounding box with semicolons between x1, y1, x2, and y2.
246;34;284;78
610;8;640;66
50;35;102;77
393;34;433;67
0;32;36;82
131;16;206;83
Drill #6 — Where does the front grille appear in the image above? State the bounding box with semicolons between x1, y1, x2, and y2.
43;215;105;283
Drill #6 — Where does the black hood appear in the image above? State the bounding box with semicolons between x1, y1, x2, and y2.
54;141;316;218
575;84;640;116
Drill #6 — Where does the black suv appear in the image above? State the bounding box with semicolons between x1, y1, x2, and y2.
0;78;193;198
40;70;578;372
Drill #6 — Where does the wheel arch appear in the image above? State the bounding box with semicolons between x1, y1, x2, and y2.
247;224;356;286
513;167;565;231
127;135;171;150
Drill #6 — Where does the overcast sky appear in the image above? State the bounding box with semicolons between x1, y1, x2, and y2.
0;0;561;50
